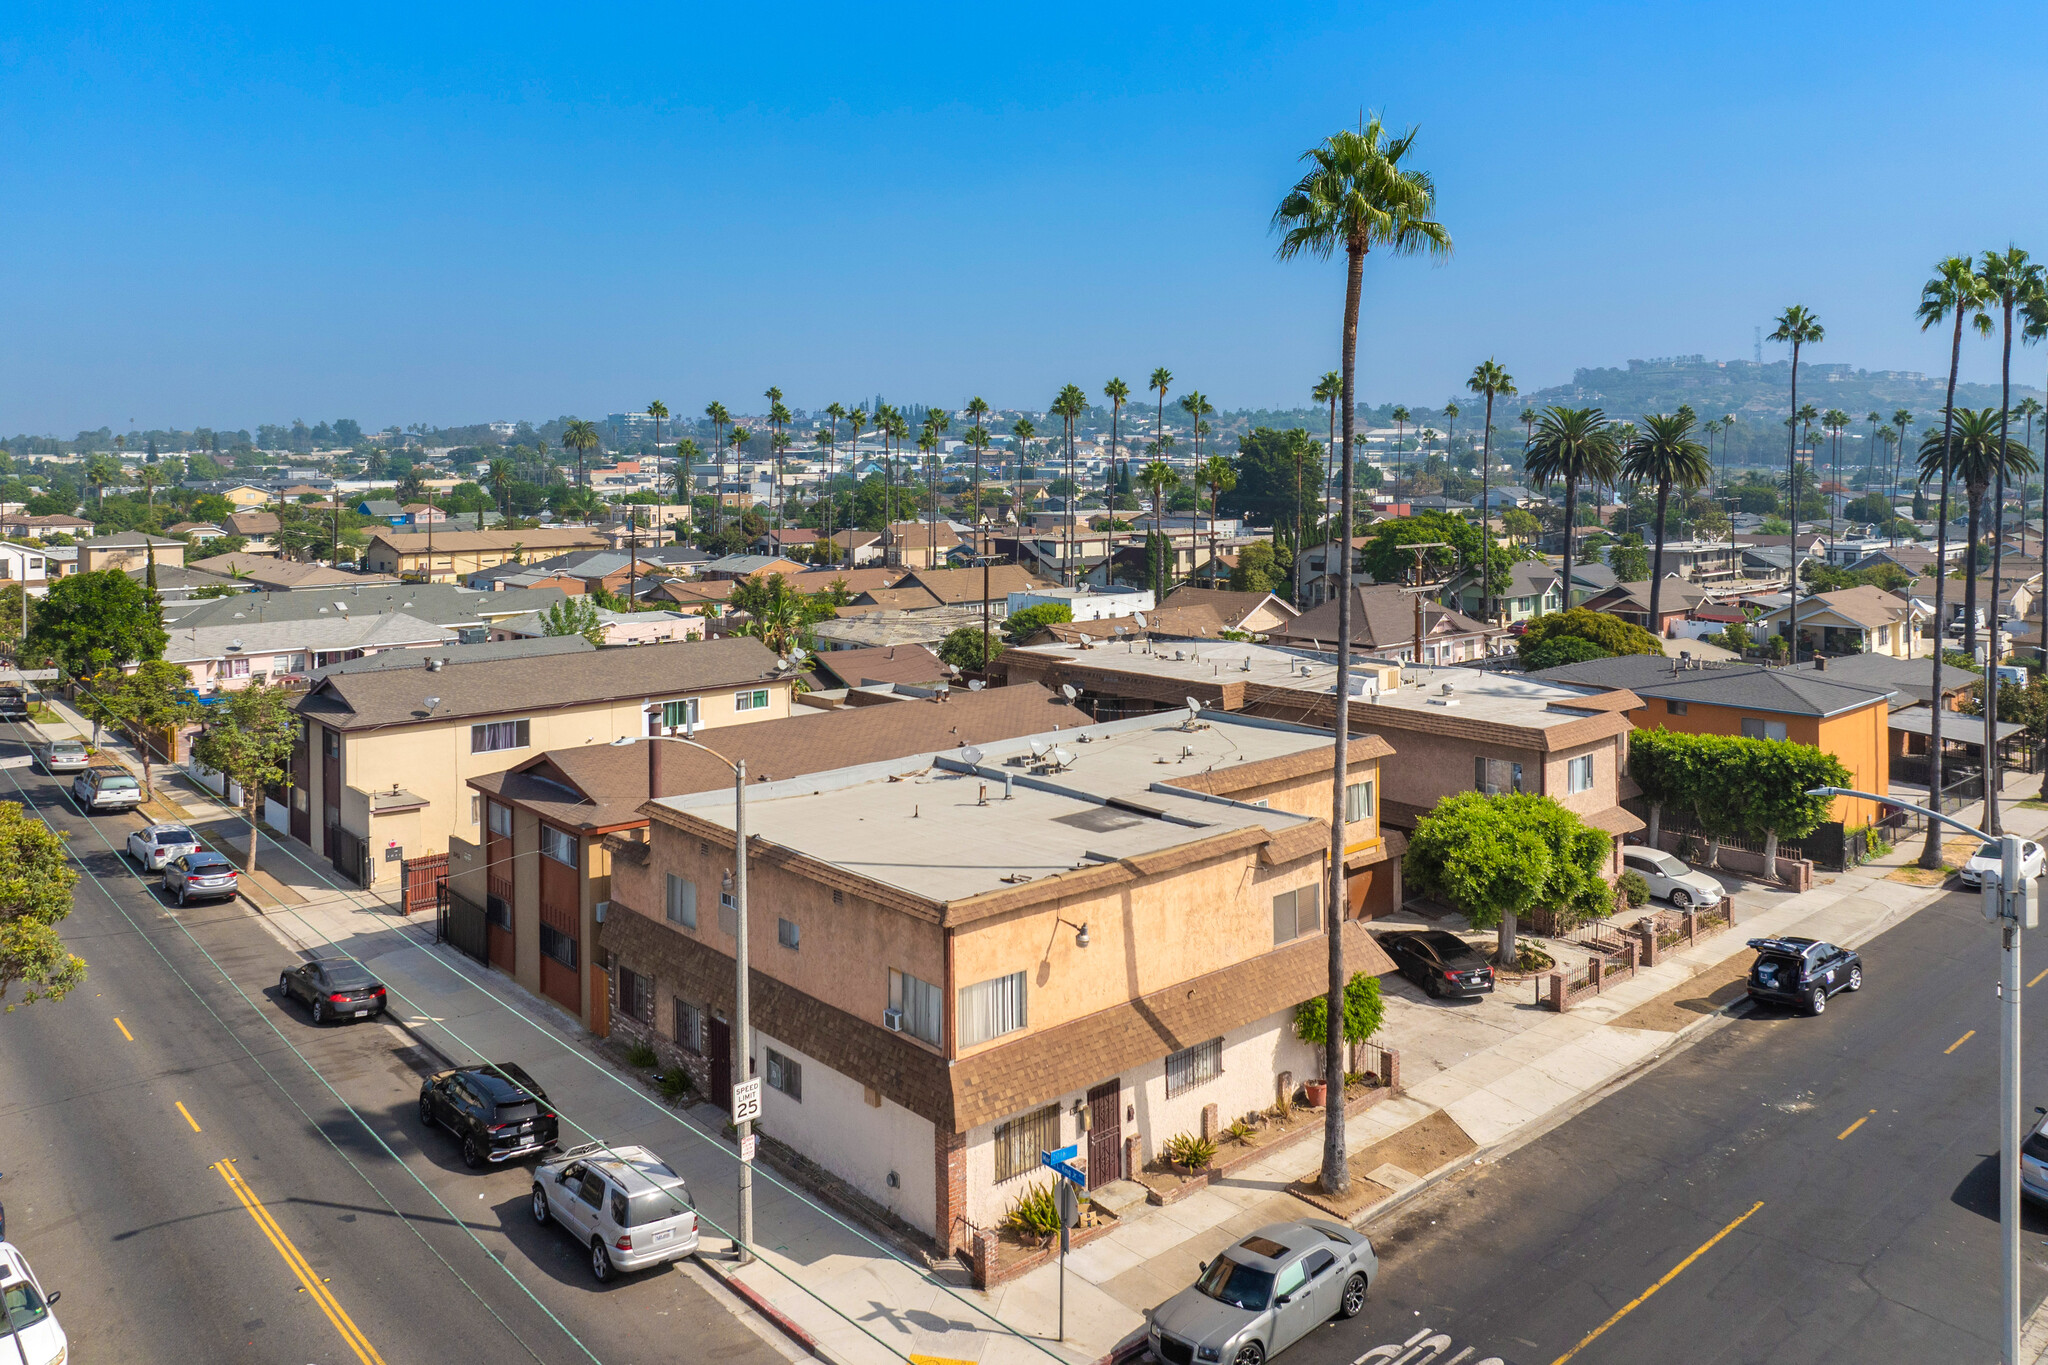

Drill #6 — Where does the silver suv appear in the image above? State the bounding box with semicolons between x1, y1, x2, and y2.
73;766;143;812
531;1143;699;1282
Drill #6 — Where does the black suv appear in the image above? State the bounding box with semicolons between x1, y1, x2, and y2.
420;1064;561;1168
1375;929;1497;999
1746;937;1862;1015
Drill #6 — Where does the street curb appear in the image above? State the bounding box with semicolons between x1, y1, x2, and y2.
690;1255;833;1363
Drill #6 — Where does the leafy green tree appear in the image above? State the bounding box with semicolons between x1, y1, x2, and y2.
731;573;836;657
541;596;606;645
938;625;1003;672
1501;506;1541;543
1224;427;1321;531
1002;601;1073;643
1607;533;1649;583
1519;634;1613;670
24;571;168;677
0;800;83;1010
1517;607;1663;669
1407;791;1613;964
1292;971;1385;1071
107;660;199;794
190;682;299;873
1231;539;1287;594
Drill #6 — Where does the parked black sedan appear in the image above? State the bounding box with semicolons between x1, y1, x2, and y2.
278;958;387;1025
1374;929;1497;999
1746;936;1862;1015
420;1063;561;1169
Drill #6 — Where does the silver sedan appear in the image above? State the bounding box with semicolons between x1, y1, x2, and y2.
1147;1220;1376;1365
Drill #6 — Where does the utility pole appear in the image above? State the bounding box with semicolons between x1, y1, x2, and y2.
732;755;753;1266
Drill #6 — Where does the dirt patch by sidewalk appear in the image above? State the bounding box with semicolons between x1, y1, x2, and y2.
1607;954;1753;1031
1285;1110;1477;1220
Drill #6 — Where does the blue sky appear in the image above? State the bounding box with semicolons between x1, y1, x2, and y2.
7;2;2046;433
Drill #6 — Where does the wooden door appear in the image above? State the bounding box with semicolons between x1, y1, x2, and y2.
708;1016;733;1111
1086;1080;1121;1188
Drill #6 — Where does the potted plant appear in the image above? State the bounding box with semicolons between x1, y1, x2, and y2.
1303;1078;1328;1108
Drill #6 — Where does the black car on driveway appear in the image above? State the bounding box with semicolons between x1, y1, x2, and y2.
1374;929;1496;999
420;1063;561;1169
1746;936;1862;1015
279;958;387;1025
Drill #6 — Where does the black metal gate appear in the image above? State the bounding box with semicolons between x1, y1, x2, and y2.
330;825;369;887
438;885;490;964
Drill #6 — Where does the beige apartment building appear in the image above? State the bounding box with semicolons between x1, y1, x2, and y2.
446;683;1090;1026
360;527;608;581
79;533;187;574
599;709;1398;1258
291;636;791;887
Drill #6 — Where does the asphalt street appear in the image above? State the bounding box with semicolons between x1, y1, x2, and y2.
1275;878;2048;1365
0;724;788;1365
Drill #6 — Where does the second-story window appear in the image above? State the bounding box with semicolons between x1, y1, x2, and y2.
1475;757;1523;796
777;917;801;950
734;688;771;713
487;801;513;838
1567;754;1595;793
666;874;697;929
957;971;1027;1047
1273;885;1321;944
1740;717;1789;742
888;968;943;1045
1344;779;1374;823
539;825;577;867
471;719;531;753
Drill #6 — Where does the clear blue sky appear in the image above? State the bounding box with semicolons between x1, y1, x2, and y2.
8;2;2046;434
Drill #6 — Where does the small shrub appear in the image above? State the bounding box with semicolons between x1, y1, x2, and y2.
1617;869;1650;908
1343;1070;1369;1089
1225;1118;1256;1144
624;1040;659;1069
1272;1091;1295;1121
1162;1132;1217;1171
1002;1183;1077;1240
658;1069;692;1100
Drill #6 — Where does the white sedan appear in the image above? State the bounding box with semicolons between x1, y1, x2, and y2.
1959;840;2044;888
1621;846;1726;910
128;822;202;871
0;1241;66;1365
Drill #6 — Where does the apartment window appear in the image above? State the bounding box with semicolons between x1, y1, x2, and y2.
539;825;577;867
1344;780;1374;823
1740;717;1789;743
471;719;531;753
486;894;511;930
666;874;697;929
765;1047;802;1101
1567;754;1595;794
957;971;1028;1047
470;794;481;826
1166;1037;1225;1098
993;1104;1060;1183
1665;699;1688;716
661;698;700;730
618;966;653;1024
718;889;737;935
889;968;944;1046
777;917;801;950
674;999;702;1053
1475;757;1523;796
487;801;513;837
734;688;770;712
1273;885;1321;945
324;726;340;759
539;922;578;968
223;656;251;678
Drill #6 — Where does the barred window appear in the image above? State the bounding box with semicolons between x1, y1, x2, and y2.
666;874;697;929
889;968;943;1046
777;917;800;950
674;999;702;1052
618;966;653;1024
957;971;1027;1047
993;1104;1060;1183
485;894;512;930
1273;885;1321;944
539;922;578;968
1166;1038;1224;1097
765;1047;802;1101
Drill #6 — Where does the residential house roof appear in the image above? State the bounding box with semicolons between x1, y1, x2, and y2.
808;644;950;689
790;566;909;597
164;582;571;631
228;511;282;535
124;564;238;596
313;634;596;677
1783;654;1977;708
897;564;1056;605
358;500;407;517
1021;603;1231;645
365;528;606;557
162;612;454;665
189;553;395;590
297;634;782;731
1161;586;1301;631
1270;584;1497;652
83;532;184;549
702;554;808;577
1764;584;1916;630
1529;655;1894;718
1579;578;1711;616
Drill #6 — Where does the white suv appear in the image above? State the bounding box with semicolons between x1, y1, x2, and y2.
0;1241;66;1365
531;1142;699;1282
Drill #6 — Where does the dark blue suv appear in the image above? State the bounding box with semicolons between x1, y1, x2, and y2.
1746;936;1862;1015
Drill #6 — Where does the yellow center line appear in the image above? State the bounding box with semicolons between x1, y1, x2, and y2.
1838;1110;1876;1141
2031;967;2048;989
174;1101;202;1133
1551;1201;1764;1365
112;1016;133;1041
213;1159;385;1365
1946;1030;1976;1054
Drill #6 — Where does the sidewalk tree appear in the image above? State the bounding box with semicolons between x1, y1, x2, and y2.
190;682;300;873
1736;737;1850;869
0;799;84;1009
1627;729;1684;846
1293;971;1386;1073
107;660;200;795
1407;791;1613;965
23;570;168;678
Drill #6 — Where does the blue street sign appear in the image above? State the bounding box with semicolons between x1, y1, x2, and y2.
1050;1160;1086;1187
1041;1144;1078;1166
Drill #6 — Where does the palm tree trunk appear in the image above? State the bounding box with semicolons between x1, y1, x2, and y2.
1323;246;1367;1198
1787;343;1803;666
1989;303;2017;833
1480;395;1495;623
1921;312;1967;869
1293;442;1305;605
1648;481;1671;631
1561;476;1579;611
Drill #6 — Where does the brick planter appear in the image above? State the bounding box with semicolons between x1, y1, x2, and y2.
971;1206;1125;1289
1137;1078;1399;1207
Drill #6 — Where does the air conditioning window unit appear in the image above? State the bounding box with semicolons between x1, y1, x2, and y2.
882;1008;904;1032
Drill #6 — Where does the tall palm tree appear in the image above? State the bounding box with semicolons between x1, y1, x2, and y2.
1821;408;1849;546
1273;116;1449;1199
1139;460;1180;600
1524;406;1620;619
1889;408;1913;541
818;402;847;550
1180;391;1214;463
1009;417;1034;503
1051;385;1088;585
873;403;901;563
1198;454;1236;585
1913;257;1992;868
1466;359;1516;621
1863;411;1882;489
1149;367;1173;477
672;438;699;538
84;453;119;511
728;425;751;539
1622;414;1712;628
922;408;951;560
1442;401;1460;471
1980;250;2044;814
703;401;731;535
135;466;163;525
1767;306;1825;664
964;396;991;545
562;419;600;491
488;459;512;516
1920;408;2035;648
1390;405;1412;494
1518;406;1536;450
1313;371;1342;542
648;399;668;452
1102;379;1130;476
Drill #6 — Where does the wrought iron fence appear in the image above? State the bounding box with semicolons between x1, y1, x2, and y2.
438;885;490;964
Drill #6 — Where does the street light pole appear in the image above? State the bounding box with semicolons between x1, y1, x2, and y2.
1811;785;2031;1363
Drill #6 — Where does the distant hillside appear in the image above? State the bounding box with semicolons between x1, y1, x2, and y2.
1522;354;2035;424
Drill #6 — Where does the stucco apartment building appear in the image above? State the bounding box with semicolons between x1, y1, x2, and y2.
999;639;1644;892
291;636;792;887
449;684;1089;1025
360;527;608;581
599;709;1397;1258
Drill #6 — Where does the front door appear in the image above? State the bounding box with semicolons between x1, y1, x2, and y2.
708;1016;733;1112
1085;1079;1121;1188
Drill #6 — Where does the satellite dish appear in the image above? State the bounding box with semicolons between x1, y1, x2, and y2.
1061;684;1078;700
424;696;441;709
1030;740;1050;759
960;745;985;765
1052;747;1075;768
1134;611;1148;627
1185;696;1201;712
968;678;985;691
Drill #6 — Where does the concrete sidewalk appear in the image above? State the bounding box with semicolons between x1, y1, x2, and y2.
53;694;2045;1365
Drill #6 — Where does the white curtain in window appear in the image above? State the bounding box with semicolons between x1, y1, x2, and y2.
957;971;1027;1047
